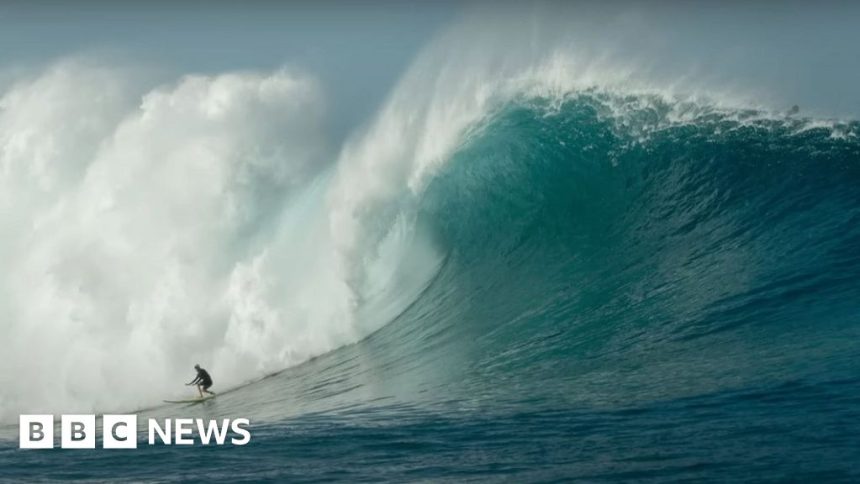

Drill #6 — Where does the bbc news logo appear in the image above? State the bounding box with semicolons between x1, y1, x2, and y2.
20;415;251;449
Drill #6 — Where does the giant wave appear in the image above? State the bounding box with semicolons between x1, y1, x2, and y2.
2;5;860;480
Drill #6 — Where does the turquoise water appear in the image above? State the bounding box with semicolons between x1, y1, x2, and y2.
3;92;860;482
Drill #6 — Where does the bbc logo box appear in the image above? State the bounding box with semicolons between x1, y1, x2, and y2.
18;415;53;449
20;414;138;449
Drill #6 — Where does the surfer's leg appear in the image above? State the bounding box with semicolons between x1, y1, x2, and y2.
196;384;203;398
203;383;215;395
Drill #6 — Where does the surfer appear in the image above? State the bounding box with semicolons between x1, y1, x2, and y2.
186;364;215;398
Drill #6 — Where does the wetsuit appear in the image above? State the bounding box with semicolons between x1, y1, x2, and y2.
190;368;213;390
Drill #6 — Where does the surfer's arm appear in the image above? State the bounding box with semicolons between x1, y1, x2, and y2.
186;376;201;385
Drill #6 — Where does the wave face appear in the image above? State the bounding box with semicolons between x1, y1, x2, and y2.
244;94;860;481
310;93;860;423
405;93;860;409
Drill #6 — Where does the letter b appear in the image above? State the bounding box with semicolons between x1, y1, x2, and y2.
19;415;54;449
31;422;45;441
61;415;95;449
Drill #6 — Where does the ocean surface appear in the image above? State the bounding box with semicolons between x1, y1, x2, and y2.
5;1;860;474
1;87;859;482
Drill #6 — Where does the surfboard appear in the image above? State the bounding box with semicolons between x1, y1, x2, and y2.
163;395;217;404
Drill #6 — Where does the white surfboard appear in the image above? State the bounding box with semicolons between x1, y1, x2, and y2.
163;394;216;404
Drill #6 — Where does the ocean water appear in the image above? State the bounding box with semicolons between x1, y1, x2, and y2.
2;5;860;478
2;89;859;482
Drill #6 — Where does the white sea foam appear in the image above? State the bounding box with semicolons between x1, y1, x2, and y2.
0;60;384;421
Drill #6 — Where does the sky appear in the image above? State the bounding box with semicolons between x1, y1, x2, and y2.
2;1;860;123
0;1;460;141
